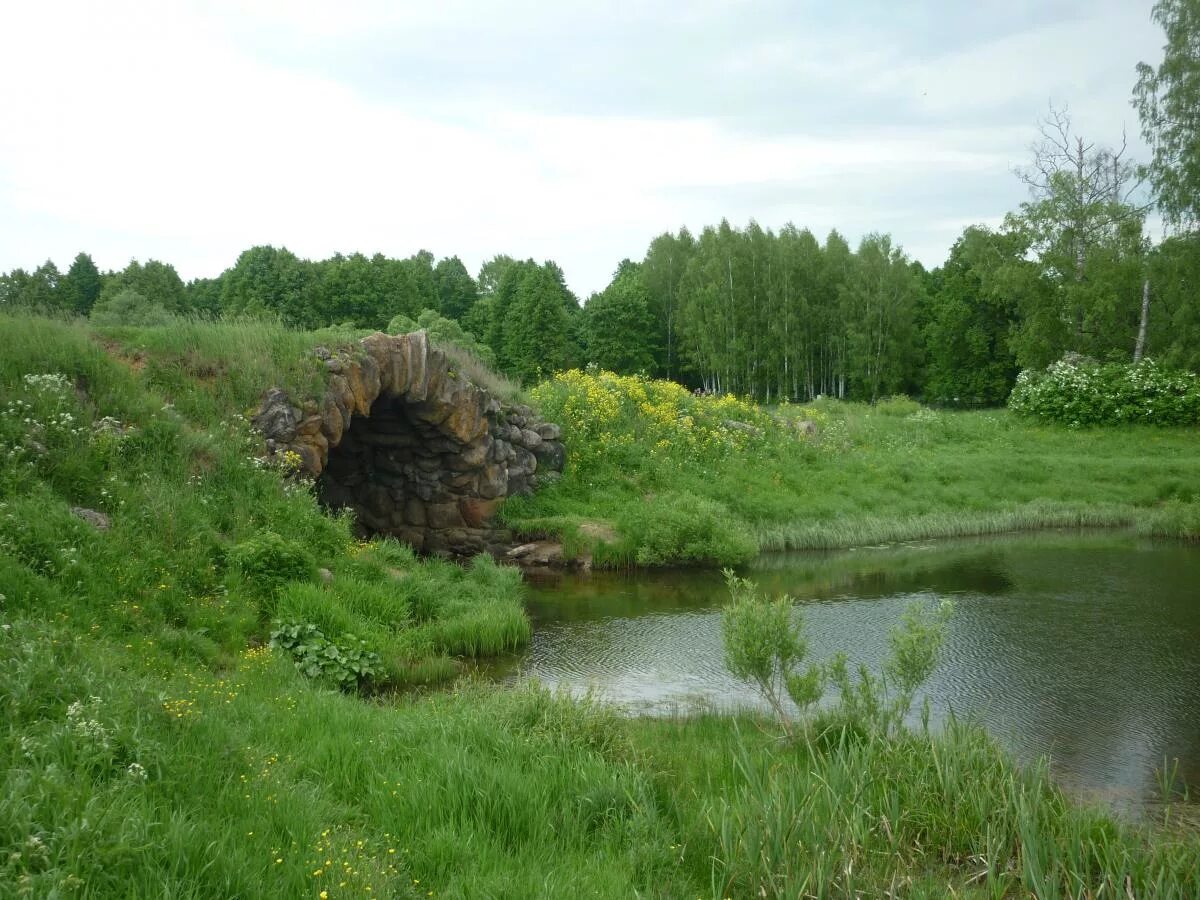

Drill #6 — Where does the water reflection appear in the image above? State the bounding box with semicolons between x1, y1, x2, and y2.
504;532;1200;816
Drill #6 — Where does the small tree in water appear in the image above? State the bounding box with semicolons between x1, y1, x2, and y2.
720;571;823;739
720;569;952;737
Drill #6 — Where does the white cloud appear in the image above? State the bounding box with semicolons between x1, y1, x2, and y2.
0;0;1165;296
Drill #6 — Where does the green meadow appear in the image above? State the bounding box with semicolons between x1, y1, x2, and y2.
1;313;1198;898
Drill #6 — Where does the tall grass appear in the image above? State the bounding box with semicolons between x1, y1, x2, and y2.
637;715;1200;899
436;341;524;403
754;502;1144;551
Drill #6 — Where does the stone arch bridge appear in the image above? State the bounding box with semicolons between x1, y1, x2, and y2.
252;331;565;557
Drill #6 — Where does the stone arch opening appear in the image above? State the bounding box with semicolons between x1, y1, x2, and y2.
252;331;565;558
317;389;511;556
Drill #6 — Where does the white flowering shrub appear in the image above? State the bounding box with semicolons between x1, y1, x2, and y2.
1008;359;1200;427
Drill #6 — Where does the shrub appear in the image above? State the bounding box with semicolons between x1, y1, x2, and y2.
826;599;953;735
619;494;756;567
720;571;823;737
1009;358;1200;426
530;369;775;476
89;289;174;327
873;394;922;417
227;532;315;602
721;573;953;737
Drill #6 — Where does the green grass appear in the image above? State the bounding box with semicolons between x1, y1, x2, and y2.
5;623;1198;897
632;713;1200;898
2;313;1198;897
506;377;1200;565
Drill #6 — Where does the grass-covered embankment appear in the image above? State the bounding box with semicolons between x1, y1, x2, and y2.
3;313;1198;897
504;370;1200;566
0;314;528;686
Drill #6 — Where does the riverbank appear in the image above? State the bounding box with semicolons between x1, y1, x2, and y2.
504;371;1200;566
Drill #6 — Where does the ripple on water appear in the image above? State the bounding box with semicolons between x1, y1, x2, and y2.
514;532;1200;818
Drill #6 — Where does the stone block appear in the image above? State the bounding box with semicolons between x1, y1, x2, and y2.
362;482;391;519
394;527;425;552
512;446;537;476
426;502;465;529
252;388;301;443
402;332;429;402
360;353;381;407
320;392;345;445
478;463;508;499
444;471;477;491
409;398;452;426
533;440;566;472
460;497;501;527
403;497;426;527
459;437;490;468
422;531;450;556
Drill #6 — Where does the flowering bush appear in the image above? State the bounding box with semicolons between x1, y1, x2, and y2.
1008;359;1200;427
530;369;774;474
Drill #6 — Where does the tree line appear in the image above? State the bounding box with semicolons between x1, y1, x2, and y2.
3;0;1199;403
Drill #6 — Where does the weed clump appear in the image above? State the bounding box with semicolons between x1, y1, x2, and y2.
228;532;316;604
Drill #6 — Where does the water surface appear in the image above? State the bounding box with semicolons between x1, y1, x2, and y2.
501;532;1200;815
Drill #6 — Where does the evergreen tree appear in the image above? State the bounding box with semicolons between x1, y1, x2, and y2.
503;265;573;384
60;253;102;315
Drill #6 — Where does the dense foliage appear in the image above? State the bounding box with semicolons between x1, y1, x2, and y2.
530;368;772;473
1009;358;1200;426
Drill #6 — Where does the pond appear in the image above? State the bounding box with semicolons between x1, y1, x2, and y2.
494;532;1200;817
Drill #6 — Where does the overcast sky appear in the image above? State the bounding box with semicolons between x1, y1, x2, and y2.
0;0;1164;298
